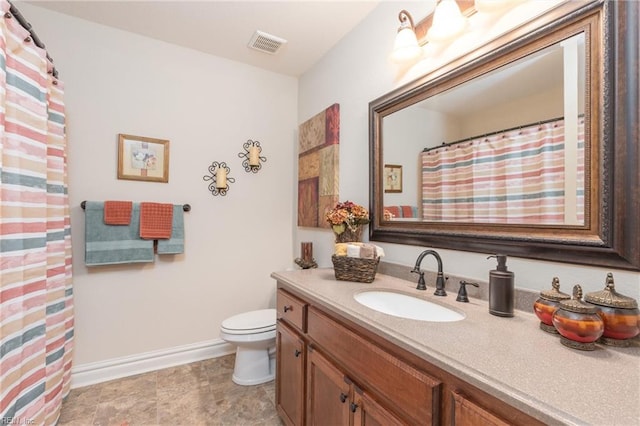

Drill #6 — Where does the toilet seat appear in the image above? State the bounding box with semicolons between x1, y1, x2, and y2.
219;308;277;385
220;308;276;335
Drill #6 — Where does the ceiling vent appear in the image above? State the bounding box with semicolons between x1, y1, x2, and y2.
248;30;287;55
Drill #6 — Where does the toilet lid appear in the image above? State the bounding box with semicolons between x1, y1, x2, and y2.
221;308;276;333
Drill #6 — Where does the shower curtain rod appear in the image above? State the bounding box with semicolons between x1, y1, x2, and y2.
7;0;58;78
422;114;580;153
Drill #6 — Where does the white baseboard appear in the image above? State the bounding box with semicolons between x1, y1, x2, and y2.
70;339;235;389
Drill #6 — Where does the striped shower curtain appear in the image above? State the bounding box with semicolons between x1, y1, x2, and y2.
421;118;584;224
1;2;74;425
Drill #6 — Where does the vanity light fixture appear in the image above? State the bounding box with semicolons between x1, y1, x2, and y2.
203;161;235;196
426;0;467;43
238;139;267;173
392;1;473;63
391;10;422;63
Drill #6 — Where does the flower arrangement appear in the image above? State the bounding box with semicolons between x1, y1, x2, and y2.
326;201;369;242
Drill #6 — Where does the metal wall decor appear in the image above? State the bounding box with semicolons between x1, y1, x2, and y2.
203;161;235;196
238;140;267;173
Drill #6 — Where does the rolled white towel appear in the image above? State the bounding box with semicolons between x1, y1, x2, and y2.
347;244;361;258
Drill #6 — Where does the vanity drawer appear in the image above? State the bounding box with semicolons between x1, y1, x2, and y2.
307;306;441;425
277;289;307;333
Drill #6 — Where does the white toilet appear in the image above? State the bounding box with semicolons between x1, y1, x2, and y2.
220;308;277;386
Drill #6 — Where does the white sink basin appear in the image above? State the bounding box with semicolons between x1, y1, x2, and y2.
354;291;465;322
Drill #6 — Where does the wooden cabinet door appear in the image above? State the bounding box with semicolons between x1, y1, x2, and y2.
307;307;441;425
276;321;305;426
352;387;405;426
306;348;351;426
451;390;511;426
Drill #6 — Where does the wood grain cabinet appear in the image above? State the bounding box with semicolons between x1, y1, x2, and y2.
306;306;441;425
307;347;404;426
306;348;351;425
275;286;544;426
276;321;305;426
450;390;511;426
276;290;308;426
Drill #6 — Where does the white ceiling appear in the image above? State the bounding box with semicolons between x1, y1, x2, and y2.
23;0;381;77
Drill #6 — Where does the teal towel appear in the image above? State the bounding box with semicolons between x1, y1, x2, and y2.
85;201;154;266
157;205;184;254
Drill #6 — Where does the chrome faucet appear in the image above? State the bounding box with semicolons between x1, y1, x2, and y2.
411;250;447;296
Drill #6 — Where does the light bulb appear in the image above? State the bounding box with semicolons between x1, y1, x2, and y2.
426;0;467;43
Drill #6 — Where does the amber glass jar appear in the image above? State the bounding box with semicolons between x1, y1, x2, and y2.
585;273;640;347
533;277;570;333
552;285;604;351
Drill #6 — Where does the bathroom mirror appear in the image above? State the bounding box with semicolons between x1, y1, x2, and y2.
369;1;640;270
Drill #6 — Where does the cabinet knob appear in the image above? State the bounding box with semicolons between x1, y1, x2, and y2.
283;305;292;312
339;393;348;403
294;349;301;358
350;402;359;413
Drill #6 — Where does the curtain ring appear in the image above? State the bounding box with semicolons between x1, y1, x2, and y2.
4;12;12;19
53;80;58;86
24;36;31;43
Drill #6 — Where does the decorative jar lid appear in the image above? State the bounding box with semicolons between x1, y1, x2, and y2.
584;273;638;309
558;285;598;314
539;277;571;302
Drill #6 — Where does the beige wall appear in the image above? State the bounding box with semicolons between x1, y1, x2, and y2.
297;1;640;299
459;85;564;138
19;4;297;367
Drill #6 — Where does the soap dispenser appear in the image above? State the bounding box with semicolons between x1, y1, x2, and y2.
487;254;514;317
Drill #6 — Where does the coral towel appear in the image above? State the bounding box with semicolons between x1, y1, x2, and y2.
384;206;401;218
140;202;174;239
401;205;414;218
104;201;133;225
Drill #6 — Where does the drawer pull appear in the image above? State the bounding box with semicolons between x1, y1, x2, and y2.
350;402;359;413
339;393;348;403
283;305;293;313
294;349;301;358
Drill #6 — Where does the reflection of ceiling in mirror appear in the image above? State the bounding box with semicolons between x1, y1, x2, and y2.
417;34;584;116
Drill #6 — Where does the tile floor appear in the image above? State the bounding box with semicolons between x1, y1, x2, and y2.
57;354;282;426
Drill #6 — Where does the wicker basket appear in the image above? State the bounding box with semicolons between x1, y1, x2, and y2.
332;255;380;283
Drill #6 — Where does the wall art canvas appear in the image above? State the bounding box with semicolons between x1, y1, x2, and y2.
118;134;169;182
384;164;403;193
297;103;339;228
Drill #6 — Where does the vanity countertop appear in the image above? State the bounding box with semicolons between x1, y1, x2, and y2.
271;268;640;426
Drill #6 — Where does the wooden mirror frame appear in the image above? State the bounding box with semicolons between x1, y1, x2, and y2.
369;1;639;270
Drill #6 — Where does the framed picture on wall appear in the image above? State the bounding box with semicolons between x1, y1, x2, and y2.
384;164;402;193
117;134;170;183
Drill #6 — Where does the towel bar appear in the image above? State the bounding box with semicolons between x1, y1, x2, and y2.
81;201;191;212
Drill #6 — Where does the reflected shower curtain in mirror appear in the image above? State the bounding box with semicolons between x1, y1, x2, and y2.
1;2;73;425
421;118;584;224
